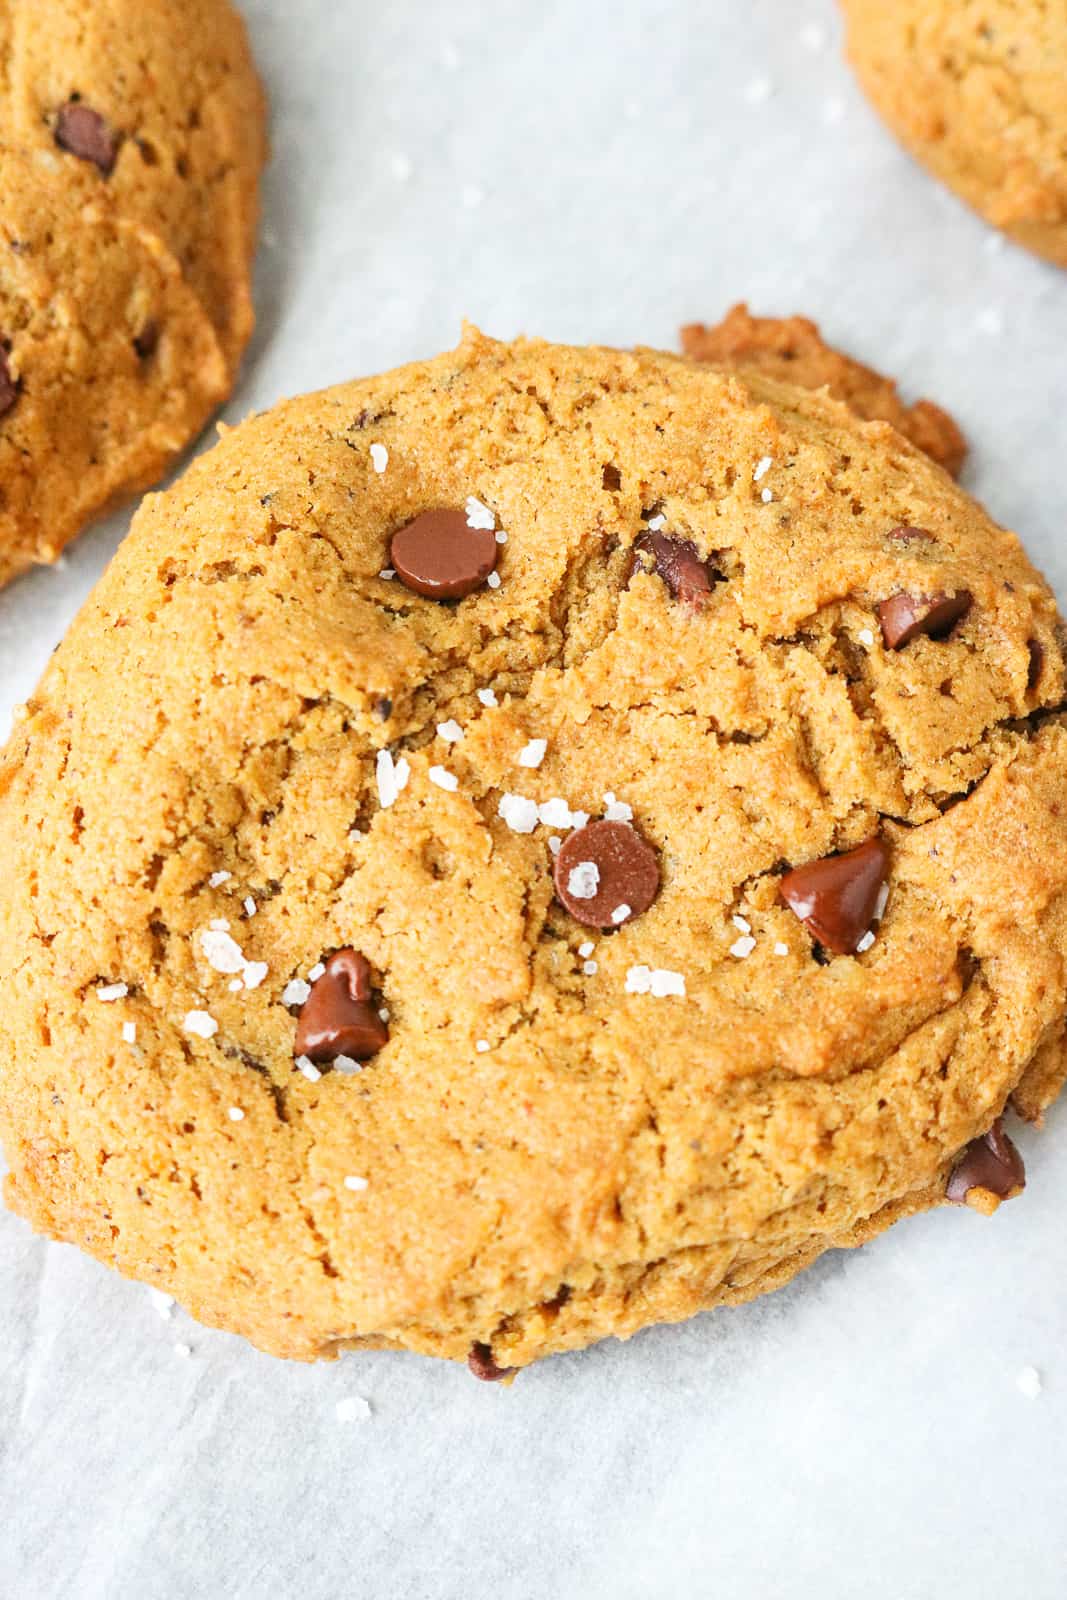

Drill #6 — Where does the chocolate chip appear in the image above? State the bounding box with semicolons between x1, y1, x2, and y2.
133;321;160;361
390;509;497;600
1026;639;1044;692
602;463;622;492
947;1117;1025;1205
631;531;715;607
0;349;18;418
54;101;119;175
878;590;972;650
554;819;660;930
886;525;936;547
468;1342;515;1382
294;949;388;1065
779;837;890;956
375;696;393;721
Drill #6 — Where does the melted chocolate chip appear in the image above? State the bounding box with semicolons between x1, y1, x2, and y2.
133;321;160;361
1026;639;1044;692
54;101;119;175
294;949;388;1065
390;509;497;600
779;837;890;956
878;590;973;650
632;531;715;606
947;1118;1025;1205
468;1342;515;1382
554;820;660;930
0;349;18;418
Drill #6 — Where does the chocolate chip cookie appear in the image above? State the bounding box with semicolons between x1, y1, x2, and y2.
840;0;1067;267
0;0;266;588
682;304;967;478
2;330;1065;1372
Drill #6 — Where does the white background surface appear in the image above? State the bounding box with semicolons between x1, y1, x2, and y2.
2;3;1066;1596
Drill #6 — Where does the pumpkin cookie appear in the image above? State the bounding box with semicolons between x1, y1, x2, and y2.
0;0;266;587
2;330;1064;1372
682;304;967;478
840;0;1067;267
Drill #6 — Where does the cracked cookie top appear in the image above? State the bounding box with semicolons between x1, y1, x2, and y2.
0;0;266;586
2;329;1066;1365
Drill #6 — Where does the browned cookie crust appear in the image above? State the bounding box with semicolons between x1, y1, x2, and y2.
1;331;1065;1372
682;304;967;478
840;0;1067;268
0;0;267;588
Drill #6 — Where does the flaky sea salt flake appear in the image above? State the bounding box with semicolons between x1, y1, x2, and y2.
465;496;495;531
498;793;539;834
370;443;388;474
96;983;128;1003
519;739;547;769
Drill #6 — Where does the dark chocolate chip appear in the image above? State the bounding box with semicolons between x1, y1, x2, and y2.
0;349;18;418
1026;639;1044;692
375;696;393;721
878;590;973;650
631;531;715;607
54;101;119;175
886;525;936;547
779;837;890;957
602;463;622;492
468;1342;515;1382
390;509;498;600
947;1118;1025;1205
554;819;660;930
294;949;388;1065
133;321;160;361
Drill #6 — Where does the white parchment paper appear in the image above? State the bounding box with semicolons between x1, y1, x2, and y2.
2;3;1065;1596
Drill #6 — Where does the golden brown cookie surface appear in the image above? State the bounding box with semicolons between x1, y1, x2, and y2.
682;304;967;478
840;0;1067;267
2;331;1065;1371
0;0;266;588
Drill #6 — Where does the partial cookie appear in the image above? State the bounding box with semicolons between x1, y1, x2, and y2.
0;0;266;587
682;303;967;478
2;330;1065;1374
840;0;1067;268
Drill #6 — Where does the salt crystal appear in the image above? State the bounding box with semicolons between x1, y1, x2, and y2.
428;765;459;792
498;793;539;834
567;861;600;900
465;496;495;531
519;739;547;769
437;719;464;743
370;443;388;474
